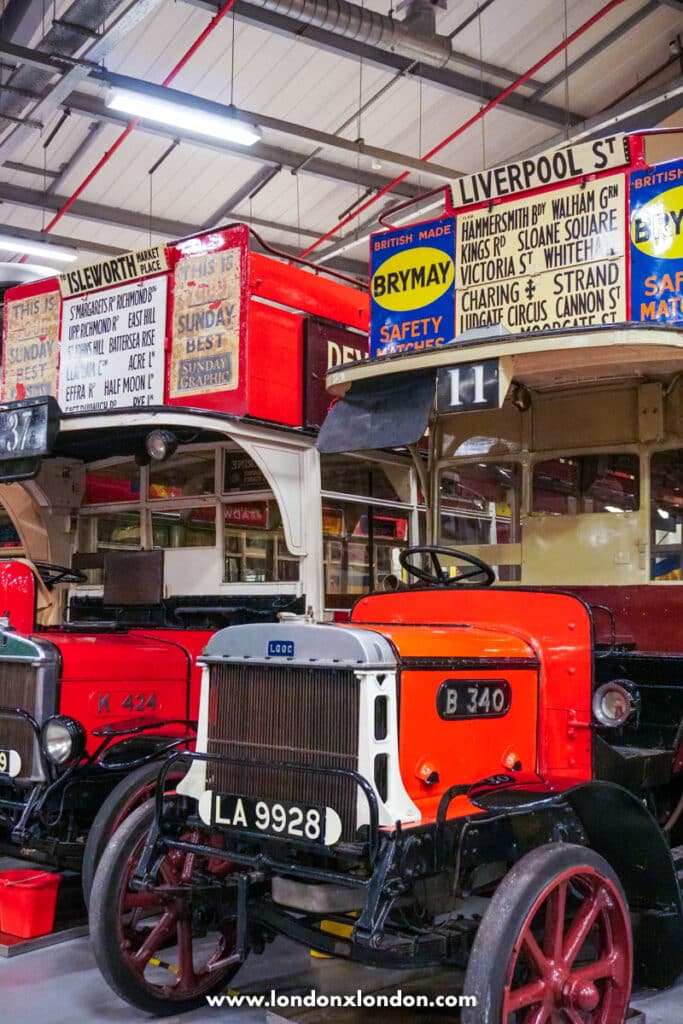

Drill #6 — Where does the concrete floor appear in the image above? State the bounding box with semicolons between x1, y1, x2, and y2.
1;931;682;1024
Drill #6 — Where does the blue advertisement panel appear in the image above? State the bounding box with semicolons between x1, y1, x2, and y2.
369;217;455;357
630;159;683;324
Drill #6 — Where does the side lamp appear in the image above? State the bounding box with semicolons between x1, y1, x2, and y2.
145;429;178;462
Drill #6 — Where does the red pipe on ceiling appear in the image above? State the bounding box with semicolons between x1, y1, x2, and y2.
299;0;628;259
39;0;238;238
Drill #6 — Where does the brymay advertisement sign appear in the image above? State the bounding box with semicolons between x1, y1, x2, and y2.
630;158;683;324
369;217;455;357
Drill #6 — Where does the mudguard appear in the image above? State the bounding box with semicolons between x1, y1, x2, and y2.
566;780;683;988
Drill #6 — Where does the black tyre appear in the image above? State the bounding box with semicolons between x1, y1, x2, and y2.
82;759;187;906
462;843;632;1024
90;801;243;1016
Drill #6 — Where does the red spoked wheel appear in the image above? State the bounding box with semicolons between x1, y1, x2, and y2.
82;760;188;907
90;801;244;1016
462;844;633;1024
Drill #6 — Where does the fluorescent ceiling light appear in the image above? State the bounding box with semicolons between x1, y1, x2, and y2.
0;235;78;263
18;263;66;279
107;88;261;146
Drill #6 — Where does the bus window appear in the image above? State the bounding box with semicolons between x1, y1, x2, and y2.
320;453;410;503
83;459;140;505
0;509;21;551
320;453;416;603
223;499;300;583
532;454;639;515
152;507;217;548
651;450;683;580
77;510;142;556
149;451;215;498
439;463;521;546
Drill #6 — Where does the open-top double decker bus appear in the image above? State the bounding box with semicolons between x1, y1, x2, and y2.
87;129;683;1021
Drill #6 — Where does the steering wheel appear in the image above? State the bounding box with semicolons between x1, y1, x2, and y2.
33;561;88;590
399;546;496;587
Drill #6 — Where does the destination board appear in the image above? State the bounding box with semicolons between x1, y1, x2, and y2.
59;245;168;298
455;173;626;335
59;277;167;412
451;134;629;208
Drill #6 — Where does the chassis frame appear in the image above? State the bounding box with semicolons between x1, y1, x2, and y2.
126;749;683;984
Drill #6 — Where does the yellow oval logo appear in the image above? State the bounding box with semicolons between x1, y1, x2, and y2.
631;185;683;259
371;247;454;312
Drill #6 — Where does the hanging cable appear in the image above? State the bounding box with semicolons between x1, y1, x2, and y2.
296;171;301;251
230;11;236;107
565;0;573;140
478;4;486;170
417;63;423;193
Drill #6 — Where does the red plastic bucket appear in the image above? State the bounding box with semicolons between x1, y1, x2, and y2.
0;870;61;938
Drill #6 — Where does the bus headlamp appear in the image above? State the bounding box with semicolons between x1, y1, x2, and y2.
592;682;637;729
146;429;178;462
41;716;87;766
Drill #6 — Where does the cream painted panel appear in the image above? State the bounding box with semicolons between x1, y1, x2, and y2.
163;547;220;596
521;512;648;585
446;543;522;566
0;483;50;560
532;388;639;451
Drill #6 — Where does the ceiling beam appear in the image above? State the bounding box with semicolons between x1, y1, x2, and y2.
0;179;367;274
63;90;424;197
201;166;280;228
0;222;127;258
0;36;68;74
514;79;683;159
0;0;52;48
4;159;60;178
0;180;198;237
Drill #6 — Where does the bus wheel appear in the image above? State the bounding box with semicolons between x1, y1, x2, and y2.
90;801;244;1016
462;843;632;1024
81;760;187;907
